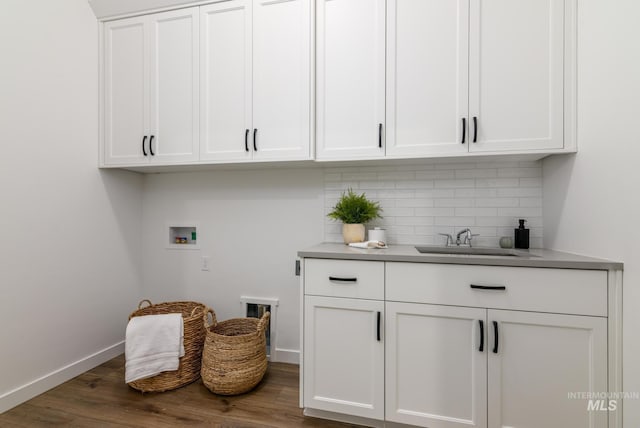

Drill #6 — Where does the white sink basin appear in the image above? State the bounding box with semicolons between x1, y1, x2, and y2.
415;246;534;257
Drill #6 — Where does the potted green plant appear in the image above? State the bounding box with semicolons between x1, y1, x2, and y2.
327;189;383;244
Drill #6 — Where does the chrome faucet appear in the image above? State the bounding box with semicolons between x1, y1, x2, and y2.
455;228;479;247
456;228;472;246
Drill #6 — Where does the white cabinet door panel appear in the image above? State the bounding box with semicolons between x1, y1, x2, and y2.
386;0;469;157
488;310;607;428
386;302;487;428
316;0;385;159
149;8;199;162
200;1;252;161
304;296;384;420
252;0;311;160
104;17;148;165
469;0;564;151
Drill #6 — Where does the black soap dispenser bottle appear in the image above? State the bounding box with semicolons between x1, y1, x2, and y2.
514;219;530;249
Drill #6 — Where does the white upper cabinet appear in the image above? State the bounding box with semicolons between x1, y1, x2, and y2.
103;8;199;166
200;0;312;162
386;0;469;157
316;0;386;160
330;0;573;160
252;0;311;160
199;1;252;161
104;17;148;165
469;0;565;152
149;8;200;163
101;0;575;168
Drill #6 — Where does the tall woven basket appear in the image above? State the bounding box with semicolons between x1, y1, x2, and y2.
201;309;270;395
127;300;207;393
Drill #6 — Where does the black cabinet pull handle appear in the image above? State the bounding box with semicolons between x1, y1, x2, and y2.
470;284;506;291
245;129;249;152
378;123;383;148
253;128;257;151
142;135;148;156
376;311;381;341
328;276;357;282
149;135;155;156
493;321;499;354
478;320;484;352
473;116;478;143
461;118;466;144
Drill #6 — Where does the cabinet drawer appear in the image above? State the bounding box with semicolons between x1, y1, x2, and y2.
386;263;607;316
304;259;384;300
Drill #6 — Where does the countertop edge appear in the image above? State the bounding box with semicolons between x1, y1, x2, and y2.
297;248;624;271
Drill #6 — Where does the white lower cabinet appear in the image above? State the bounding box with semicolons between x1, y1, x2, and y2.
302;259;612;428
386;302;487;428
303;295;384;420
386;304;608;428
487;310;607;428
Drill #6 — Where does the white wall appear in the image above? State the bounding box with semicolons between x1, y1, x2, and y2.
141;168;325;361
141;160;545;359
0;0;143;412
543;0;640;424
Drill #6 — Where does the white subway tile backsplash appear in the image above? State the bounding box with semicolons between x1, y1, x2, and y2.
476;178;520;188
415;207;455;217
497;167;542;178
323;161;543;247
475;198;519;207
455;168;498;179
434;179;475;188
415;170;456;180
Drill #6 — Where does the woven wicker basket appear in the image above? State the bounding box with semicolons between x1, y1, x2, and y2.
127;300;207;393
201;309;270;395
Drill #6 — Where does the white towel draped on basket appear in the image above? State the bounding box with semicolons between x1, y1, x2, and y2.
125;313;185;383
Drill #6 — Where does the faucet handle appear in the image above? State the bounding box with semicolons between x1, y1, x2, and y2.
438;233;454;247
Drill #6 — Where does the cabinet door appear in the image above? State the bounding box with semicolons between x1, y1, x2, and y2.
148;8;199;163
304;296;384;420
316;0;385;159
103;16;149;165
488;310;607;428
386;0;469;157
252;0;311;160
200;1;252;162
469;0;564;152
386;302;487;428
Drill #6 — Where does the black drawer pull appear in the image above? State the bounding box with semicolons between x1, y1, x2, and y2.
328;276;357;282
478;320;484;352
473;116;478;143
376;311;381;341
245;129;249;152
149;135;155;156
493;321;499;354
461;118;466;144
253;128;257;151
470;284;506;291
378;123;383;148
142;135;147;156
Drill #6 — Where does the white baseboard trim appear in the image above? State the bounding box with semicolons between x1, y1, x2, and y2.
273;348;299;365
0;341;124;414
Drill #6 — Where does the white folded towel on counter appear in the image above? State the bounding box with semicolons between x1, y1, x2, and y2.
348;240;388;249
125;313;184;383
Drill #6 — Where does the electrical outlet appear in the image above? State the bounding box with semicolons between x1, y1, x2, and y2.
201;256;210;271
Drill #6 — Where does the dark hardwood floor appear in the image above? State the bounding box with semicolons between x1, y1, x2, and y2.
0;355;356;427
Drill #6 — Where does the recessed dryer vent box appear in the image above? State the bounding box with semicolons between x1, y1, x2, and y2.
167;223;200;250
